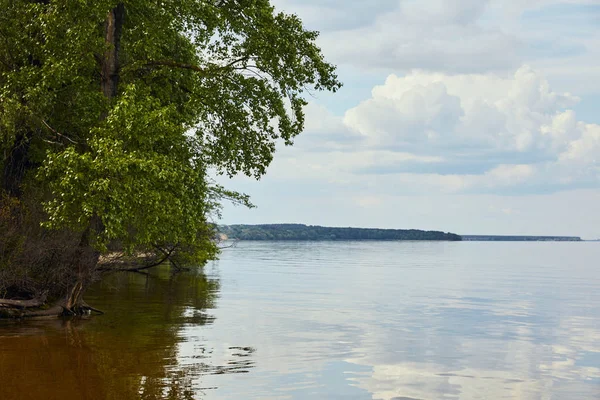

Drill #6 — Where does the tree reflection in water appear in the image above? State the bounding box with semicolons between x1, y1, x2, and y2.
0;267;255;400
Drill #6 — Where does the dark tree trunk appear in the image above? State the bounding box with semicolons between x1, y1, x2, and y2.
2;0;49;197
2;131;33;197
101;3;124;101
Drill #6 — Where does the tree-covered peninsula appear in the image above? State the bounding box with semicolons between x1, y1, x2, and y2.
0;0;341;317
220;224;463;241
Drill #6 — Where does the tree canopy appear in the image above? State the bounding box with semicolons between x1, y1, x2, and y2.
0;0;340;256
0;0;340;312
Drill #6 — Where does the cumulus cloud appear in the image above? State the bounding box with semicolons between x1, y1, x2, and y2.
346;66;580;153
270;66;596;197
345;81;464;149
325;65;596;193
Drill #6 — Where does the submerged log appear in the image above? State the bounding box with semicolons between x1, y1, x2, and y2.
0;302;103;319
0;288;103;319
0;298;45;309
0;293;47;309
0;305;64;319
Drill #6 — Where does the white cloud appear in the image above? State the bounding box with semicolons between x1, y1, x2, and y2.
345;80;464;148
560;123;600;164
320;10;521;74
400;0;491;24
266;66;598;197
334;66;597;193
346;66;580;154
271;0;397;31
272;0;600;98
484;164;536;185
251;66;597;199
487;0;600;17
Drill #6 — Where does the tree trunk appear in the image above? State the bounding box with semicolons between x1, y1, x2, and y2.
2;132;33;197
101;3;124;101
2;0;49;197
61;3;125;315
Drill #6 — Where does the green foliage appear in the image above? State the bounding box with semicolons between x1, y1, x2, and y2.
220;224;463;241
0;0;341;263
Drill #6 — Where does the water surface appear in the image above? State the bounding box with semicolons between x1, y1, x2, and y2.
1;241;599;399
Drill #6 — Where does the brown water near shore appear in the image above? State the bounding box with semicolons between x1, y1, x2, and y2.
0;268;253;400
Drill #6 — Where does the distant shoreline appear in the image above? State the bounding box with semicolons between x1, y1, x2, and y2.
218;224;584;242
461;235;582;242
219;224;461;241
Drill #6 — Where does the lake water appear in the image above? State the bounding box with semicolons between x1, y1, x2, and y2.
1;241;599;399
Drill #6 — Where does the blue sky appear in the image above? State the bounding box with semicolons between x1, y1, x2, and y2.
218;0;600;239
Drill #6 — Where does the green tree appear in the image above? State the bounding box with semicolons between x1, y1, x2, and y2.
0;0;340;314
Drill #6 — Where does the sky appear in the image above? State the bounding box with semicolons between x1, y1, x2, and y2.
218;0;600;239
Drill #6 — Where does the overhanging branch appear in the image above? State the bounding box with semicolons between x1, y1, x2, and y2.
144;55;250;75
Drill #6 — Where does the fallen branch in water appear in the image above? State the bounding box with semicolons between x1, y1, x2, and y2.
0;292;47;309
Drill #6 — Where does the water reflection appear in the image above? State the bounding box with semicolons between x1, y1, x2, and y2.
198;241;600;399
0;267;255;400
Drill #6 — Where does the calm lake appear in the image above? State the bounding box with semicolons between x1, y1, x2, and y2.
1;241;599;399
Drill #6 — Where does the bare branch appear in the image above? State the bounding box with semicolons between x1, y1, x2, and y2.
40;119;78;144
144;55;250;75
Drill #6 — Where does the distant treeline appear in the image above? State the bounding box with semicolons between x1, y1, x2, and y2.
462;235;582;242
219;224;462;241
